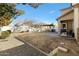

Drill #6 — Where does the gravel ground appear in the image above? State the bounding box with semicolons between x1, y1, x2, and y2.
1;32;79;56
15;32;79;56
0;33;45;56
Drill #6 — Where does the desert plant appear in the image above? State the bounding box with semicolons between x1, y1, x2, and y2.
7;30;11;34
0;30;11;39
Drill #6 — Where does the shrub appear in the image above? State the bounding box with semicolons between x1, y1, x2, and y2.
7;30;11;34
0;30;11;39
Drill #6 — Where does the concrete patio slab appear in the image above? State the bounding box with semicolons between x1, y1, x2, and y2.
0;34;24;52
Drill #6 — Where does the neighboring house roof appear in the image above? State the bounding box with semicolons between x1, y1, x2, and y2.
57;9;73;21
33;24;54;26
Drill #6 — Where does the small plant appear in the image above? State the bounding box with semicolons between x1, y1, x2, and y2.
0;30;11;39
7;30;11;34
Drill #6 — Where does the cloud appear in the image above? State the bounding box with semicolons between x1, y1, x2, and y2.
49;10;56;14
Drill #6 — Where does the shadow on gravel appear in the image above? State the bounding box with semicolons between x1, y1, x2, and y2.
0;44;45;56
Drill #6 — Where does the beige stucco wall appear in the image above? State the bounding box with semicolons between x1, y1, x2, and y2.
72;3;77;6
73;7;79;42
58;20;62;34
58;20;73;30
58;4;79;43
67;20;73;30
58;11;73;33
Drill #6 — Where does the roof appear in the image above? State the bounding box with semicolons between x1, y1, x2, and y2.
61;7;71;11
57;9;73;21
33;24;54;26
56;3;79;21
72;3;79;7
60;3;72;11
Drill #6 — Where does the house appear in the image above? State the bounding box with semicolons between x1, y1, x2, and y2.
57;3;79;44
32;24;54;31
14;20;54;32
57;7;74;35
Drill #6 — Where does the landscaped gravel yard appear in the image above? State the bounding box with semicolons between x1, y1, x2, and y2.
0;33;46;56
16;32;79;56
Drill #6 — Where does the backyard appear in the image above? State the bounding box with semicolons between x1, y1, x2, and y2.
0;32;79;56
0;3;79;56
15;32;79;56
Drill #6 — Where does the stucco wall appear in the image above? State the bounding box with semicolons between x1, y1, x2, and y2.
67;20;73;30
74;7;79;41
58;20;73;30
58;20;62;34
72;3;77;6
58;19;73;37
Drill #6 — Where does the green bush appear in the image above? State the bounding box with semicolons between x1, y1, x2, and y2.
0;30;11;39
7;30;11;34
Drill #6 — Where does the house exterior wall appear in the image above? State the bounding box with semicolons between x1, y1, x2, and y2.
58;20;61;34
67;20;73;31
72;3;77;6
58;20;73;30
57;3;79;43
73;7;79;42
58;10;73;35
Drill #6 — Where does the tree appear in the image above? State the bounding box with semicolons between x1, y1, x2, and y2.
0;3;24;26
22;3;41;8
0;3;41;27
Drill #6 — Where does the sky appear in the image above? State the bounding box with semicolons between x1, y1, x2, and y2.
10;3;70;26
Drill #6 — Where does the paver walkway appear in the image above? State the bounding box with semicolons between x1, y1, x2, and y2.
0;34;24;52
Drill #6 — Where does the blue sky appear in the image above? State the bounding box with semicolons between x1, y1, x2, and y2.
11;3;70;26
